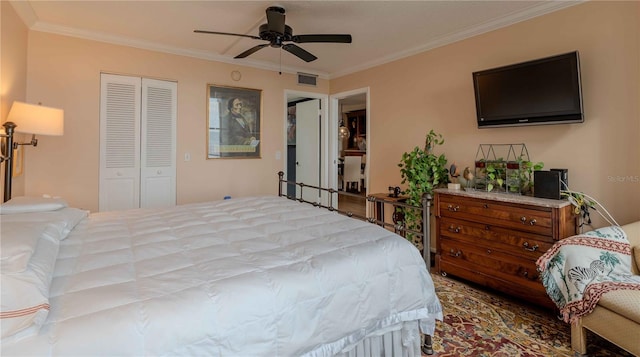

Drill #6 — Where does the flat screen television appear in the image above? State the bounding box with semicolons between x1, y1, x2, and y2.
473;51;584;128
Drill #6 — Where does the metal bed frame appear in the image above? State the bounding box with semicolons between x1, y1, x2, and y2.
277;171;435;354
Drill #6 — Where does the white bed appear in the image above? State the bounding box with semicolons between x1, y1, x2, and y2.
1;195;442;356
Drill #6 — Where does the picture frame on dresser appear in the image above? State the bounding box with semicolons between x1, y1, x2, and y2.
207;84;262;159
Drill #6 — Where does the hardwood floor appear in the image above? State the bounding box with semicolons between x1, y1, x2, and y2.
337;190;366;217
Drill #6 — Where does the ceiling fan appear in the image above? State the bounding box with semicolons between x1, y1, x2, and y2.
194;6;352;62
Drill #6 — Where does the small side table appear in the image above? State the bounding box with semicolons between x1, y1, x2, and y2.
368;192;433;268
368;192;408;231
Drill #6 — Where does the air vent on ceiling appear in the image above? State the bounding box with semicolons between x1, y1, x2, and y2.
297;73;317;87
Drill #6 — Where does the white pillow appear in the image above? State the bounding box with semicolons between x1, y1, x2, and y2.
1;208;88;241
0;196;68;215
1;208;88;272
0;222;48;273
1;233;59;342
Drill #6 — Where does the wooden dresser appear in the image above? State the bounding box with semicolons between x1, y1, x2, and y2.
434;188;576;308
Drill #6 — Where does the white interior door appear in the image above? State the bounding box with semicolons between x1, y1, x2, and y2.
140;78;177;209
295;99;320;203
99;74;141;212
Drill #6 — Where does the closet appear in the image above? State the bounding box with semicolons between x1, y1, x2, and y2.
99;73;177;212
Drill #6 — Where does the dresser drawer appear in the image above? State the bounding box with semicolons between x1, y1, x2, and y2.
436;259;554;308
439;217;554;260
438;194;553;236
439;238;542;285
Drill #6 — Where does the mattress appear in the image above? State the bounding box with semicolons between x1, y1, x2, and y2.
2;196;442;356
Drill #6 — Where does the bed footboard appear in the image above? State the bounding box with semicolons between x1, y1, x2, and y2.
277;171;369;221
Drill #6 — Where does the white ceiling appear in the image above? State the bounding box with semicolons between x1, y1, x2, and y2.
10;1;580;79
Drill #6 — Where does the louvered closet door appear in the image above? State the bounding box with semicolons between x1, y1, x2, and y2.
140;78;176;208
99;74;141;212
99;74;177;212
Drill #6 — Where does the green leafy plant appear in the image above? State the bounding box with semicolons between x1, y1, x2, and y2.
399;130;449;205
561;191;596;229
506;158;544;194
485;159;505;192
398;130;449;243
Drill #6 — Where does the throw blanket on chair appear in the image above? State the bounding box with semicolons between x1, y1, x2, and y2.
536;226;640;323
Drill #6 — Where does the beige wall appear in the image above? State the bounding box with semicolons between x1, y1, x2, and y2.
331;1;639;227
22;32;328;211
1;1;29;198
9;1;640;227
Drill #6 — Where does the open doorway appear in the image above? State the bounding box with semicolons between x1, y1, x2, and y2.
330;88;369;217
284;90;329;204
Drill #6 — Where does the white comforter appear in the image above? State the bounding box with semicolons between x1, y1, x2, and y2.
2;196;442;356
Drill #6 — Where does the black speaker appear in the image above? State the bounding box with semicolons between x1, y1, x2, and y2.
534;170;561;200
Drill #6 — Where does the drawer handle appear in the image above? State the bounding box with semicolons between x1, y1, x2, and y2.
520;216;527;223
447;204;459;212
449;249;461;257
483;204;489;209
448;225;461;233
522;270;538;281
486;249;492;254
523;242;539;252
529;219;537;226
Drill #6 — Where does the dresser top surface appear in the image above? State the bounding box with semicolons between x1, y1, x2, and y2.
434;188;572;209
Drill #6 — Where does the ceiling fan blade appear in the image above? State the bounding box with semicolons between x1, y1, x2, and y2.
266;6;286;34
292;34;352;44
282;44;317;62
235;44;270;59
194;30;260;40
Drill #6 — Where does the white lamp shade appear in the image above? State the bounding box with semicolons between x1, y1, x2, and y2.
7;101;64;136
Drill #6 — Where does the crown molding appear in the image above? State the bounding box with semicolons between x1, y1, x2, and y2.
29;21;331;78
10;0;581;80
329;1;583;79
9;0;38;27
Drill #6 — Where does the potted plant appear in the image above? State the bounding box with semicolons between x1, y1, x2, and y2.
398;130;449;246
485;159;506;192
506;158;544;194
483;156;543;194
519;158;544;195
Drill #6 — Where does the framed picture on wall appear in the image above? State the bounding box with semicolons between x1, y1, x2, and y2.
207;85;261;159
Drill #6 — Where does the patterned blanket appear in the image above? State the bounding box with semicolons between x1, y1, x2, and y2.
536;226;640;323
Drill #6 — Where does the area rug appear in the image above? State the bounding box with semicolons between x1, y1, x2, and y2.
427;273;632;357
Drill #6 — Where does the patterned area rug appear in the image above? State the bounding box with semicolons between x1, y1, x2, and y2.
427;273;632;357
